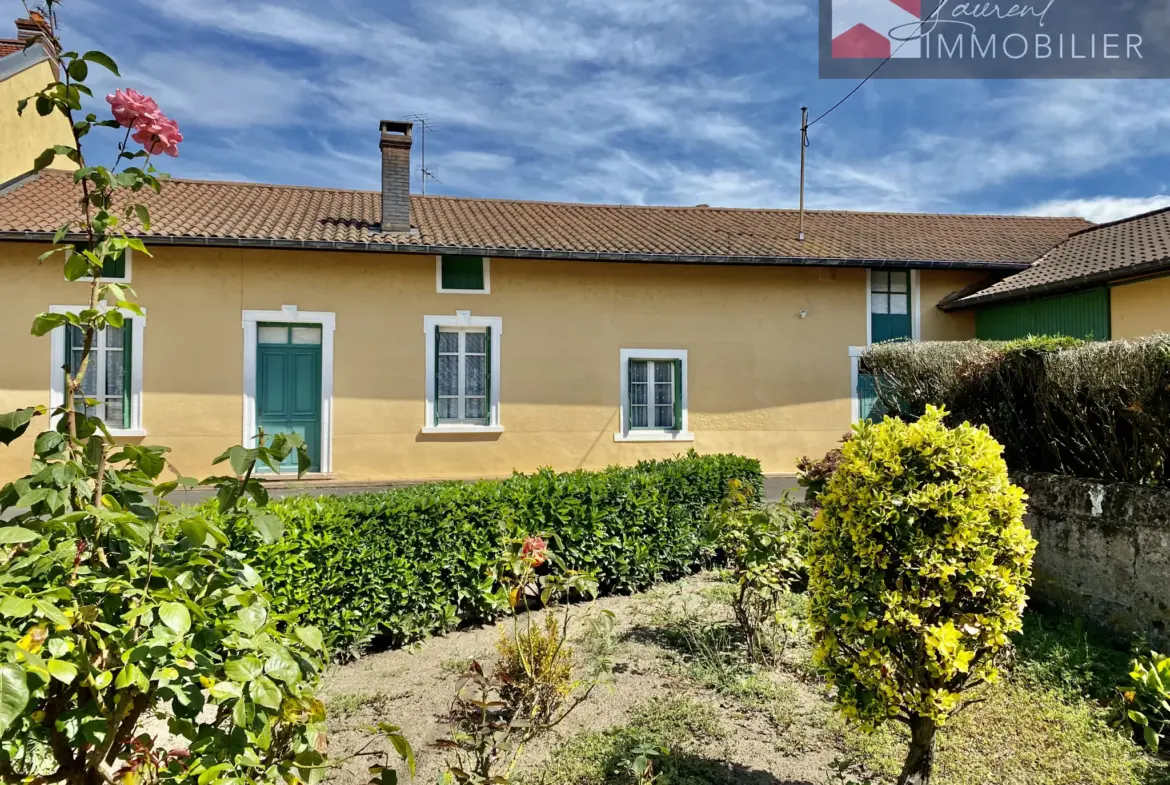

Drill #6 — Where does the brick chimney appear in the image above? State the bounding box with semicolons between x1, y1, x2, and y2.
15;14;46;41
379;120;413;233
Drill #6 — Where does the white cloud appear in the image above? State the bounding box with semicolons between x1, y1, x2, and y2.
36;0;1170;215
1023;195;1170;224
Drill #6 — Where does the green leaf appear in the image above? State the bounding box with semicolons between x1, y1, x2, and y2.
66;58;89;82
209;680;242;701
159;602;191;635
225;656;263;683
1144;725;1160;751
106;310;125;329
0;407;42;445
134;203;151;231
31;313;67;337
34;600;69;628
0;527;38;545
251;511;284;545
197;763;230;785
114;662;143;690
0;596;34;618
32;147;55;172
0;664;28;735
251;675;281;710
228;445;253;476
63;253;91;281
47;659;78;685
263;647;301;684
81;50;120;76
294;626;324;653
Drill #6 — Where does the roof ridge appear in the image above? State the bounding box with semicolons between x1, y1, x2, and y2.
1069;203;1170;236
33;170;1092;223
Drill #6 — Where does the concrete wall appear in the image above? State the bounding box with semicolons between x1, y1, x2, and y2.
1111;275;1170;339
0;55;75;184
0;241;982;481
1020;472;1170;645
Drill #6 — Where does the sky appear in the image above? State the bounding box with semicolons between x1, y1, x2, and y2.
15;0;1170;221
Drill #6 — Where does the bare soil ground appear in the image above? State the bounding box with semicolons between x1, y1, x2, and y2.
319;572;1168;785
319;573;848;785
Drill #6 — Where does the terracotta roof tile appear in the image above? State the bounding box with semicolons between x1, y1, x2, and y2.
0;170;1090;268
949;207;1170;307
0;40;22;57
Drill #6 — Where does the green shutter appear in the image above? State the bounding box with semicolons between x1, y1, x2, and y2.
484;326;492;425
122;320;132;429
627;359;635;431
102;250;126;279
441;256;485;291
672;359;682;431
433;326;440;426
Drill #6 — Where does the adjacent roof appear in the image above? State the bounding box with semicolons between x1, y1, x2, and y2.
944;207;1170;309
0;170;1090;269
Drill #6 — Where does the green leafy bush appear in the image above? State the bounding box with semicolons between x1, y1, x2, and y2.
860;336;1170;484
808;406;1036;785
222;452;762;658
710;480;805;665
1116;651;1170;752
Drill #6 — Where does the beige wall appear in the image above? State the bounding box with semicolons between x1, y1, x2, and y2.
0;242;980;481
1111;276;1170;339
0;57;75;184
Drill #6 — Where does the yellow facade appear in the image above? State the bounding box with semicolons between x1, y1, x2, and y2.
0;242;983;481
1110;276;1170;339
0;55;75;184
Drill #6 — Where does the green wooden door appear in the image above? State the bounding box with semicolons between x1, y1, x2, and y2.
256;324;322;472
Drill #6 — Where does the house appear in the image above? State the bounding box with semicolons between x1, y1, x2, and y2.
939;208;1170;340
0;17;74;185
0;117;1091;483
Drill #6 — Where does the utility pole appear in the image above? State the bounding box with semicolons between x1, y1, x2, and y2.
799;106;809;242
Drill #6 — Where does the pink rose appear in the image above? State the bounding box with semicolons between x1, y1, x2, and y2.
132;112;183;157
105;88;159;129
520;536;548;567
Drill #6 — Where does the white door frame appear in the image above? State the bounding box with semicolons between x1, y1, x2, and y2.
242;305;336;473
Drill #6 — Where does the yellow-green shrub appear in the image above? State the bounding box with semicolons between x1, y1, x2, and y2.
807;406;1036;783
494;613;575;726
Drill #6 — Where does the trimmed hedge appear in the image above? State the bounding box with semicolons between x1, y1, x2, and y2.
861;335;1170;485
222;452;761;658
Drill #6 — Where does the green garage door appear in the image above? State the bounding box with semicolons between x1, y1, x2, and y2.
256;323;322;472
975;288;1110;341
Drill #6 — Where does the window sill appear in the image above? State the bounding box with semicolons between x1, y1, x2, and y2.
614;431;695;443
108;428;148;438
421;425;505;435
436;288;490;295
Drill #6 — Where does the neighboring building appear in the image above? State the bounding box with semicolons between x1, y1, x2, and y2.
0;17;74;186
940;208;1170;340
0;117;1090;482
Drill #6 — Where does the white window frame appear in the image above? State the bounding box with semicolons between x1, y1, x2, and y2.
48;304;147;437
242;305;336;474
423;311;503;434
615;348;694;443
77;248;133;283
865;268;921;345
436;255;491;295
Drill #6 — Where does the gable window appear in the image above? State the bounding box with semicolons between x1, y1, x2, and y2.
423;312;503;433
48;305;146;436
869;269;916;344
616;348;694;443
436;255;489;294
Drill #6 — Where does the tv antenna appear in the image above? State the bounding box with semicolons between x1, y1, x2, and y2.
410;114;441;194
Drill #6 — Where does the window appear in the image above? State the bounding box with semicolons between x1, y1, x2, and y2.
436;255;489;294
616;349;693;443
423;312;503;433
49;305;146;436
436;328;490;424
870;269;914;344
77;248;132;283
